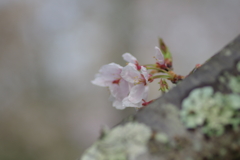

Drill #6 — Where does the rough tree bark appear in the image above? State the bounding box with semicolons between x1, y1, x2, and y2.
81;35;240;160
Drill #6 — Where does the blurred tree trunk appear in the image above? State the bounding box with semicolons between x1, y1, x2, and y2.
80;35;240;160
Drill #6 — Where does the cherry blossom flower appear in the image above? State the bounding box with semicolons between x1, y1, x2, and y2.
92;53;152;109
122;53;141;70
121;63;149;108
154;46;165;65
91;63;129;109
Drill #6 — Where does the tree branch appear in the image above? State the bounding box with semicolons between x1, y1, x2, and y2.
81;35;240;160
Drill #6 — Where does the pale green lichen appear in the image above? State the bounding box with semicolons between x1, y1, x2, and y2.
155;132;169;144
180;87;214;128
218;68;240;93
221;71;240;93
219;76;226;83
81;122;152;160
228;75;240;93
224;49;232;56
180;86;240;136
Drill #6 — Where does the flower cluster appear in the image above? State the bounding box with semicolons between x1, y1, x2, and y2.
92;40;187;110
92;52;151;109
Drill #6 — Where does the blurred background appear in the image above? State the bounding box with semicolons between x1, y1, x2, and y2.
0;0;240;159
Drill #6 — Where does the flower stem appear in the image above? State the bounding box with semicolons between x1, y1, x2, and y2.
145;67;168;73
150;74;171;80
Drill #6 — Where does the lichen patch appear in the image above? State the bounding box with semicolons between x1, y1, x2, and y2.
180;87;240;136
155;132;169;144
81;122;152;160
224;49;232;56
228;75;240;93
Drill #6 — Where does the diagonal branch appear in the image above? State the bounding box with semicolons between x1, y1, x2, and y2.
81;35;240;160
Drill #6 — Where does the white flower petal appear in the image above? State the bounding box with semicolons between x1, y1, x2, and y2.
91;73;107;87
122;97;142;108
99;63;122;81
109;79;129;100
128;84;146;103
113;99;126;110
91;63;122;86
141;66;149;82
122;53;137;64
121;63;141;84
155;46;164;65
142;86;149;100
109;95;126;109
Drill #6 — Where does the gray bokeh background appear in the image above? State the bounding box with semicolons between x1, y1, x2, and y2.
0;0;239;159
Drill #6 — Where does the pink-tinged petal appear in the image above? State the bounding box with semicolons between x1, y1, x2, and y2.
127;82;134;91
122;53;137;64
109;95;126;109
142;86;149;100
121;63;141;84
109;79;129;100
113;99;126;110
155;46;164;65
91;63;122;86
140;66;149;82
99;63;122;81
128;83;147;103
122;97;142;108
91;73;107;87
